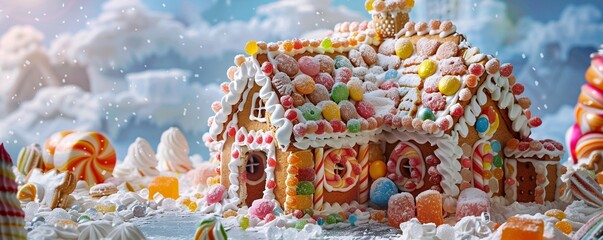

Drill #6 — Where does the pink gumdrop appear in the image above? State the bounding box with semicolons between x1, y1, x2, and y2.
355;101;376;119
469;63;484;77
567;123;582;163
298;56;321;77
455;188;490;221
379;80;397;90
483;154;493;163
411;169;421;179
206;184;226;204
427;166;439;176
387;160;397;172
249;199;276;220
334;68;352;83
387;192;415;227
297;168;316;182
425;155;441;166
314;73;335;91
461;157;471;169
409;158;421;167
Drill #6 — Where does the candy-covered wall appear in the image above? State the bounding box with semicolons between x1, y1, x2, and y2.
0;0;602;162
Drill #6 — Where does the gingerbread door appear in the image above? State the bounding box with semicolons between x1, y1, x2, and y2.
244;150;267;206
515;161;536;202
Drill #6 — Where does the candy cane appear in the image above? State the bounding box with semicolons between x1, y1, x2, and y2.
313;148;324;211
472;145;484;191
358;145;370;205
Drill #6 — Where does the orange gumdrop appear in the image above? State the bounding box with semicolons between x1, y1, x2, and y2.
286;177;299;187
502;216;544;240
416;190;444;226
148;176;179;200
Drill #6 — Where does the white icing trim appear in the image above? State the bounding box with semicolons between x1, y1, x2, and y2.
249;92;267;122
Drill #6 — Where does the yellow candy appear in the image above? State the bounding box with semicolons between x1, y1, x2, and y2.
555;220;572;235
418;59;437;79
188;201;198;212
295;195;313;210
395;39;414;60
349;84;364;101
438;76;461;96
322;101;341;121
181;198;192;206
545;209;566;221
365;0;375;11
245;40;259;55
482;144;492;154
95;204;116;214
369;160;387;179
483;162;492;171
17;183;37;202
405;0;415;8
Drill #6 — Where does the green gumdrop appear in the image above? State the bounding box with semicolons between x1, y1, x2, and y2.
295;219;307;230
296;181;315;195
347;119;361;133
240;216;249;230
493;155;503;168
321;38;332;50
326;214;337;224
418;108;436;121
303;208;314;217
332;213;344;223
298;103;321;121
334;55;353;70
331;83;349;103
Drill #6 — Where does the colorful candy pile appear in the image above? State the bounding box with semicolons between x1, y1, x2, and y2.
568;45;603;164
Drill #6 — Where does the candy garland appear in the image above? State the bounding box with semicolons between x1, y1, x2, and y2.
313;148;325;211
285;154;301;211
358;144;370;206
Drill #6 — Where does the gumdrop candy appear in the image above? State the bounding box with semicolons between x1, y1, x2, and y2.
554;220;572;235
355;101;376;119
347;79;364;101
298;56;320;76
501;216;544;240
416;190;444;226
275;54;299;77
347;119;361;133
455;188;489;221
314;73;335;91
298;103;322;121
148;176;179;200
334;68;352;83
331;83;350;103
370;210;386;222
321;101;341;121
297;168;316;182
296;181;315;195
205;184;226;204
388;192;415;227
315;55;335;74
249;199;276;220
334;55;353;70
240;216;250;230
293;74;316;95
544;209;566;221
370;177;398;208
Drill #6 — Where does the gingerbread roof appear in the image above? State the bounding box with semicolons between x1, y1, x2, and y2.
208;18;542;151
503;138;564;160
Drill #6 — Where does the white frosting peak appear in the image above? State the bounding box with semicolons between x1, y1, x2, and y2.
157;127;193;173
124;137;160;177
77;220;112;240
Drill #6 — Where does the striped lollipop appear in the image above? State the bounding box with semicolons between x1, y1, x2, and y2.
53;132;117;185
194;217;227;240
0;144;27;240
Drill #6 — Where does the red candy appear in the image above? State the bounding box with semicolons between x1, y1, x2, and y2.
249;199;276;220
314;73;335;91
499;63;513;77
379;80;397;90
268;158;277;167
267;180;276;189
422;92;447;111
285;109;298;121
293;39;303;50
355;101;376;119
450;103;464;117
425;155;441;166
469;63;484;77
529;117;542;127
330;120;345;132
511;83;524;95
461;157;471;168
315;121;326;135
262;62;274;75
334;68;352;83
298;56;321;77
281;95;294;108
293;124;307;137
293;210;304;219
206;184;226;204
228;127;236;137
297;168;316;181
264;134;273;144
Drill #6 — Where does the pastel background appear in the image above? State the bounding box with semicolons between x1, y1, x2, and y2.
0;0;602;162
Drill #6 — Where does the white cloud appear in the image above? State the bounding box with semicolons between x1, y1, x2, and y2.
49;0;364;68
0;25;45;69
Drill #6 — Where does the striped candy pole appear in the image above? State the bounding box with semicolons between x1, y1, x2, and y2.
313;148;324;211
473;154;484;191
358;144;370;206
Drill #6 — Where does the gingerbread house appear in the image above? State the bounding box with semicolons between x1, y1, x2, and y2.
207;0;566;214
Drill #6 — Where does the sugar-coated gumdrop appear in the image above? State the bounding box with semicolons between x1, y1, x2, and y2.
347;119;361;133
455;188;489;221
298;103;321;121
475;116;489;133
334;55;353;70
261;61;273;75
544;209;566;221
281;95;294;108
296;181;315;195
335;67;353;83
501;216;544;240
295;220;307;230
469;63;484;77
326;214;337;224
149;176;179;200
369;160;387;179
205;184;226;204
298;56;320;76
511;83;525;95
249;199;276;220
438;76;461;96
321;38;332;50
465;74;479;88
418;59;437;79
418;108;436;121
285;109;298;121
315;54;335;74
321;101;341;121
416;190;444;226
314;73;335;90
395;38;414;59
245;40;259;55
339;100;360;121
370;210;386;222
370;177;398;208
385;69;398;80
388;192;415;227
330;120;345;132
500;63;513;77
355;100;376;119
348;79;364;101
293;74;316;95
275;54;300;77
331;83;350;103
555;220;572;235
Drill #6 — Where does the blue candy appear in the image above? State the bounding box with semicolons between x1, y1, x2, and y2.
475;116;489;133
348;215;358;226
369;177;398;208
317;217;325;226
491;140;501;153
384;69;398;80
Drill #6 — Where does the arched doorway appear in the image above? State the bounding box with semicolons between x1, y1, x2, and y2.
244;150;267;206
